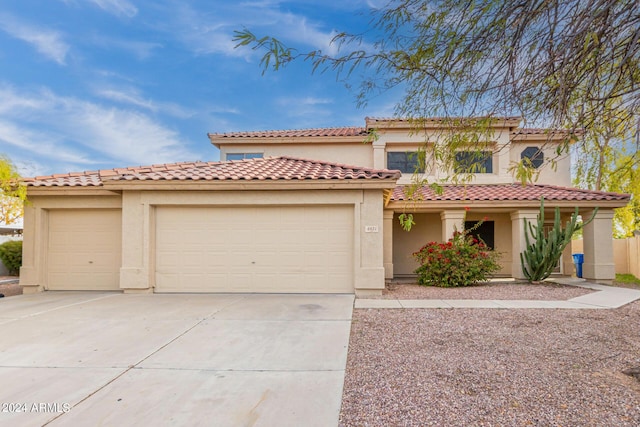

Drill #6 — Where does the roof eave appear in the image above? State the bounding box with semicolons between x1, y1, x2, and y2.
26;187;121;196
208;134;368;147
366;117;523;130
101;178;399;191
511;133;578;142
386;199;629;211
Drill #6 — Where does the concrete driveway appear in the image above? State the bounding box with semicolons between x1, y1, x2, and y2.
0;292;354;426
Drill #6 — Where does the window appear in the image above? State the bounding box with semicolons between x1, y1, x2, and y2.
226;153;263;161
387;151;423;173
521;147;544;168
465;221;495;250
454;151;493;173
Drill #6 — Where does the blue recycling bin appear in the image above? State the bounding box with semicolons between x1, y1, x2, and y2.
572;253;584;278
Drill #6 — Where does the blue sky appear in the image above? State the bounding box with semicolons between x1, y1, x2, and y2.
0;0;399;177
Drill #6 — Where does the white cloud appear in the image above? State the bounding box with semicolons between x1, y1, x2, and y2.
0;85;195;171
89;0;138;17
275;95;334;119
0;120;96;166
276;96;332;106
0;15;69;65
90;36;162;60
366;0;389;9
68;103;188;164
271;13;341;56
94;87;195;118
171;2;346;58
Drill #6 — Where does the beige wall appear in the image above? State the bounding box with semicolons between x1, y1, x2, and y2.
220;143;373;168
375;128;516;185
217;124;573;187
392;211;513;277
509;141;572;186
393;213;441;276
22;187;388;296
611;235;640;278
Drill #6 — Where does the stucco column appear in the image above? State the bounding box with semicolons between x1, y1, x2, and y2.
582;209;615;284
510;209;540;280
440;210;466;242
383;210;394;279
119;191;152;292
373;145;386;169
355;189;386;296
19;202;43;293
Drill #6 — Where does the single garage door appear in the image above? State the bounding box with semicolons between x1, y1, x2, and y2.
155;205;354;293
47;209;122;290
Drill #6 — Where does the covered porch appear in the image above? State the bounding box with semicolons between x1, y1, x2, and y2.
384;184;630;284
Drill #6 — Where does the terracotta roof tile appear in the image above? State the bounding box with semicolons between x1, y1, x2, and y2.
24;157;401;187
208;127;368;139
391;184;630;202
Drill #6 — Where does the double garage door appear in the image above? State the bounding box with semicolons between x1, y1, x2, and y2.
155;205;354;293
47;206;354;293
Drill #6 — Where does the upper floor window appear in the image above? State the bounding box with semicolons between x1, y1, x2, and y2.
454;151;493;173
387;151;424;173
226;153;263;161
521;147;544;168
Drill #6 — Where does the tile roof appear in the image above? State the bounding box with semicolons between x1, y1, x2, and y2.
366;116;522;123
391;184;630;202
208;127;368;139
24;156;401;187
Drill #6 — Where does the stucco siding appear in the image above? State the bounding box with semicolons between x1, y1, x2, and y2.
221;143;373;168
509;141;572;186
393;213;441;276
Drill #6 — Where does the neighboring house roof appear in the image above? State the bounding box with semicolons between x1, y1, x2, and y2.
24;156;402;187
391;184;630;203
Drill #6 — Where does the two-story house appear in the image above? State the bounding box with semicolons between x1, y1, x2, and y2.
20;118;629;295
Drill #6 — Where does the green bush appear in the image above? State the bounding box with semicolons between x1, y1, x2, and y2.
0;240;22;276
413;230;501;287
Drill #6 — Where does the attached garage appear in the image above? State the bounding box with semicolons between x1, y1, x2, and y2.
46;209;122;291
155;205;353;293
20;157;399;296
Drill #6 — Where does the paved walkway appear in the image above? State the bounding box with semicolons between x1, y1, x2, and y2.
356;278;640;309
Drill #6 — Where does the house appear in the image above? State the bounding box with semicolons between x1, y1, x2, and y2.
20;117;630;295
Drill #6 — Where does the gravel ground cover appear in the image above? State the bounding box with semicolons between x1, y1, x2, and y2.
340;300;640;426
0;276;21;297
377;281;594;300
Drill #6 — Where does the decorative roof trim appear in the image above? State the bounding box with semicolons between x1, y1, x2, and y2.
208;127;369;146
365;116;523;130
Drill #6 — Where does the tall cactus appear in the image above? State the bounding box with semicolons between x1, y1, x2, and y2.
520;197;598;282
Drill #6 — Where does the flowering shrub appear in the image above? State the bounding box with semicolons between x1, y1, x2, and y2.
412;230;501;287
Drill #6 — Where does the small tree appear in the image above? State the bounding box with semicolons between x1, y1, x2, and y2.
520;197;597;282
0;156;26;225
